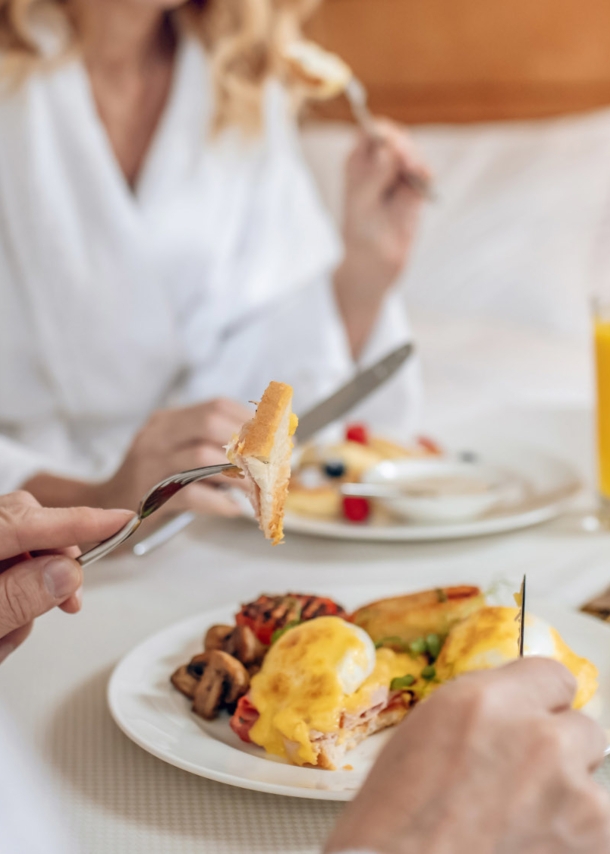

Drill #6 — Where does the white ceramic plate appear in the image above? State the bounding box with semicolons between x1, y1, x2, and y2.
284;438;581;542
108;586;610;801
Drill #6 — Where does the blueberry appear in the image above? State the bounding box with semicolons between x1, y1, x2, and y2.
324;459;346;478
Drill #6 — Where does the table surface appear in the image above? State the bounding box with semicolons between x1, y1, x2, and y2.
3;403;610;854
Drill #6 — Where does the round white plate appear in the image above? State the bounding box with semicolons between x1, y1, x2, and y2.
108;586;610;801
284;438;581;542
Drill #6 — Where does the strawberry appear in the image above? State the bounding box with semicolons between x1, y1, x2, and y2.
417;435;442;455
345;423;369;444
342;495;371;523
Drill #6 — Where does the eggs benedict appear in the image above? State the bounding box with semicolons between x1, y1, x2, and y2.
230;616;425;769
435;606;598;708
352;586;486;646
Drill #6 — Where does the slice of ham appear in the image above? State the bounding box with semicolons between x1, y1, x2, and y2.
230;695;260;743
229;688;416;768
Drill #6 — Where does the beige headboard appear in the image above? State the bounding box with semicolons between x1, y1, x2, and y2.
305;0;610;122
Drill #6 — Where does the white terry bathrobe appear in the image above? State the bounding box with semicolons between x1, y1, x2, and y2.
0;36;420;493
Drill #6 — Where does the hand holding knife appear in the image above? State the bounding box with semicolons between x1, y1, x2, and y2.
513;575;610;760
133;341;415;557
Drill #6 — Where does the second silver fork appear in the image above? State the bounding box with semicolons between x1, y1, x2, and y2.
346;77;436;201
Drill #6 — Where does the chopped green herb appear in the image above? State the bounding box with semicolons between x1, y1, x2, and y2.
284;598;304;622
375;636;409;652
421;665;436;680
409;637;427;656
390;674;416;691
271;620;302;644
436;588;448;603
425;633;442;661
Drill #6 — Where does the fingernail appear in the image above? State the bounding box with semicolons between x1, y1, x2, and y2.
43;558;80;600
74;587;83;609
0;641;15;664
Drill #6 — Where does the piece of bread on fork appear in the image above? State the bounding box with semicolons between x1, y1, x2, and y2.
227;382;298;545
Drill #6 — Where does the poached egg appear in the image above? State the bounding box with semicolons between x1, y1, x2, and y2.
248;616;420;765
436;606;598;708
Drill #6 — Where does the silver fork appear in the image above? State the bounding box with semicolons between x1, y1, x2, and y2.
346;77;436;201
77;463;238;568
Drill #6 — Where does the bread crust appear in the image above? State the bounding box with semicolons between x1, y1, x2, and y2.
352;586;485;645
286;484;341;518
227;381;297;545
234;382;295;461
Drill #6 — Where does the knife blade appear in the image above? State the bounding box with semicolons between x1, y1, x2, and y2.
133;340;414;557
296;341;414;442
517;574;527;657
132;511;196;557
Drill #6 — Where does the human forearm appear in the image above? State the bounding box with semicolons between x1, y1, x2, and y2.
333;255;390;359
337;121;427;358
24;399;249;516
343;288;422;436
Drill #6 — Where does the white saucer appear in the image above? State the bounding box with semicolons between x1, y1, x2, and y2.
362;457;515;523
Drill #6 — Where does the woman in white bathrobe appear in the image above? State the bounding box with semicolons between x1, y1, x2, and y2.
0;0;428;514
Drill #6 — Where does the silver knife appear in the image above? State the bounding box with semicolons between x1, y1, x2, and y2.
133;341;414;556
132;511;196;557
296;341;413;442
517;575;526;657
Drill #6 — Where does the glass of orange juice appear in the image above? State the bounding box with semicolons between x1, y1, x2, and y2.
594;300;610;517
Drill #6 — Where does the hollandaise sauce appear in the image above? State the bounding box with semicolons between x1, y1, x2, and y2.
435;607;597;709
248;616;419;765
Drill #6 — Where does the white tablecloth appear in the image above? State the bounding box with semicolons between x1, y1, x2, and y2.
2;403;610;853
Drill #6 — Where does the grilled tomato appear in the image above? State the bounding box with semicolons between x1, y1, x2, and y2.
235;593;347;646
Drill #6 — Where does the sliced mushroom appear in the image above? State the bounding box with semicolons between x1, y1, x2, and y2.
192;650;250;720
204;624;234;652
170;665;199;699
226;625;266;666
172;651;213;698
187;652;210;679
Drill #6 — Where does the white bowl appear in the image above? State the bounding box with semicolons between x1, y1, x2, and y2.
362;458;514;523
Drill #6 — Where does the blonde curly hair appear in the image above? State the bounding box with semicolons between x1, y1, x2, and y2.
0;0;321;132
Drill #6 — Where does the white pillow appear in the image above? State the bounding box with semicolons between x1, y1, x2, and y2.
301;110;610;339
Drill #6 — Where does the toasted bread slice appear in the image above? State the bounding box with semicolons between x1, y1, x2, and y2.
227;382;298;545
285;483;341;519
352;586;486;645
283;41;352;100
